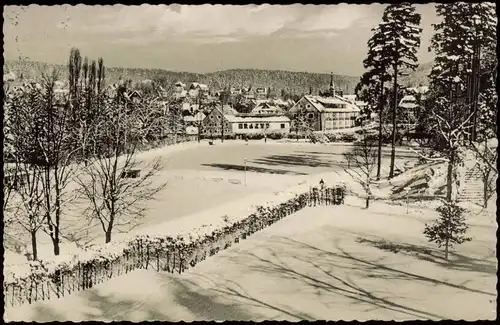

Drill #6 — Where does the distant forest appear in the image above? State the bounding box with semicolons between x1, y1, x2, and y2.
4;59;432;96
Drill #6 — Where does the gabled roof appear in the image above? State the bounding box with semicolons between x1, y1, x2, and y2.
190;82;209;90
221;104;238;115
299;95;361;112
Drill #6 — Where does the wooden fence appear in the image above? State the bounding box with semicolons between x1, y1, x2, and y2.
3;185;345;308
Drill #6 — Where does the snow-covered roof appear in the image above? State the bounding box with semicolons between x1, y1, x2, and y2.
185;126;198;135
190;82;208;90
230;116;291;124
302;95;361;112
399;95;418;109
222;104;238;115
342;95;357;102
194;111;206;120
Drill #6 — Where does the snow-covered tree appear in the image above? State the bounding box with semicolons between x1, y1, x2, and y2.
343;129;378;209
425;2;497;204
75;94;167;244
356;26;394;180
290;109;314;141
466;3;496;141
3;86;46;260
428;3;496;141
375;3;422;179
424;201;472;261
37;73;82;256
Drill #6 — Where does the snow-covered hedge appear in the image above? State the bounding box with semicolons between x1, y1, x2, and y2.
3;181;346;308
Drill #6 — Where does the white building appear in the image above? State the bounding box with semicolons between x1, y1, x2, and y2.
188;82;209;97
229;115;291;135
289;95;361;131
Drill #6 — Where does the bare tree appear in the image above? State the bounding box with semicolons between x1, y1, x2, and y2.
75;95;168;244
4;85;49;260
291;110;314;142
37;72;82;256
470;140;497;208
343;130;378;208
427;97;474;202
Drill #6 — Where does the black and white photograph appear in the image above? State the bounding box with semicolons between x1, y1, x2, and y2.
2;2;497;322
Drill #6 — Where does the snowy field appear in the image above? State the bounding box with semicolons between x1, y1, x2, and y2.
5;195;496;322
4;140;417;264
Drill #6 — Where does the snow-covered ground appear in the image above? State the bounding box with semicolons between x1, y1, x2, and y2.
3;140;417;266
5;195;496;321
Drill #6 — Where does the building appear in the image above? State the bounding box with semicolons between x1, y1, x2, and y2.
250;101;286;116
188;82;209;97
254;87;267;100
288;73;361;131
201;106;234;137
184;111;206;126
230;87;243;95
231;116;291;135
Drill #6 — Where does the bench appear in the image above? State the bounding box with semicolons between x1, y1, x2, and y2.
121;169;141;179
209;141;214;145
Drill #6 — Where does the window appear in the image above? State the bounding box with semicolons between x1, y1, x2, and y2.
280;123;285;129
260;123;265;128
238;124;243;129
249;124;254;129
308;113;314;119
306;104;311;108
255;124;259;129
244;123;248;129
266;123;270;128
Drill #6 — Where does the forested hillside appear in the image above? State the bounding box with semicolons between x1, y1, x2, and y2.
4;59;432;95
4;60;359;95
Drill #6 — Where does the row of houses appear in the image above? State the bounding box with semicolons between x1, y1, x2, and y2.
181;74;367;137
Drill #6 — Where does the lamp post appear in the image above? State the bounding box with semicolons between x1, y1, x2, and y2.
244;158;247;186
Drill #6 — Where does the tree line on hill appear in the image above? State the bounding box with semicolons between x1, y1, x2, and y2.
5;59;433;97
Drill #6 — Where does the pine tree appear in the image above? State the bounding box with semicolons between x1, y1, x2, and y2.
357;23;393;180
466;3;496;141
424;201;472;260
425;3;496;203
376;4;422;179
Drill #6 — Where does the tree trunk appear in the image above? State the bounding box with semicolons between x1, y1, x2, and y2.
389;65;398;179
471;44;481;142
221;120;224;143
444;237;449;260
446;153;454;202
106;209;115;244
31;229;38;261
376;80;384;180
54;167;61;256
105;229;112;244
483;169;490;208
365;196;370;209
52;236;60;256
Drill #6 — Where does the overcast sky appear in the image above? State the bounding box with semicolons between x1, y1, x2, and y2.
4;4;439;76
